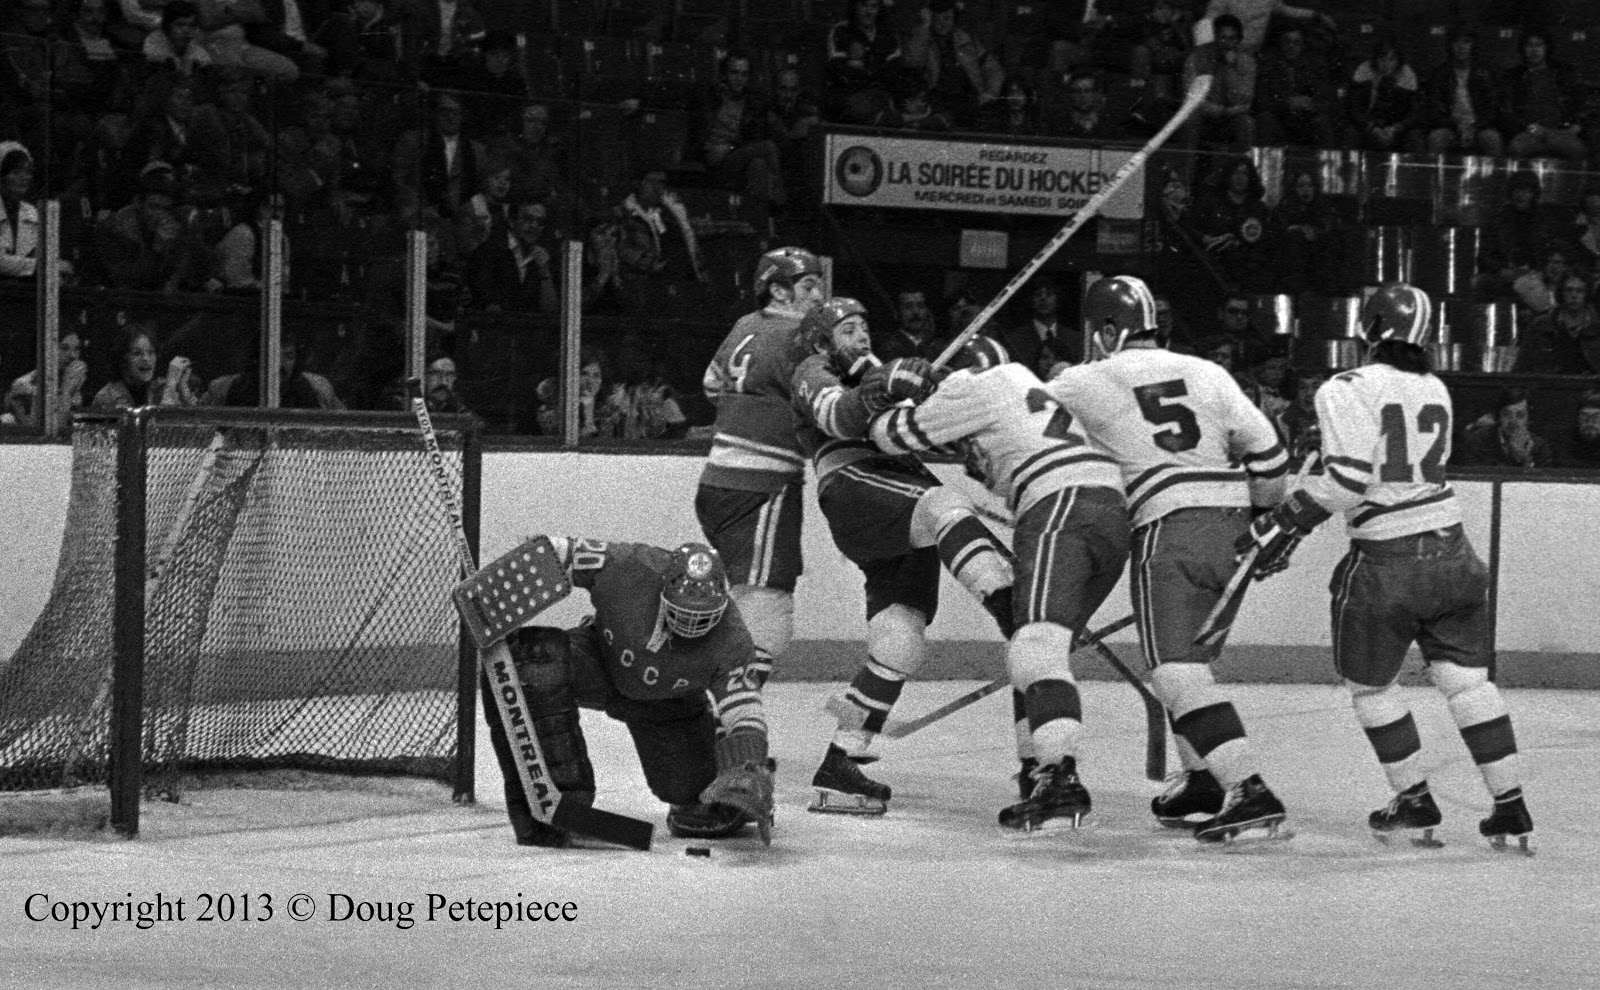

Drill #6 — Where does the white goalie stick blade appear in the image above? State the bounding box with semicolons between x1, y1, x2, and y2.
453;536;573;649
930;72;1215;371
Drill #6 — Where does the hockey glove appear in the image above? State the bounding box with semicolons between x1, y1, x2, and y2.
1235;490;1331;581
860;357;935;414
699;730;775;845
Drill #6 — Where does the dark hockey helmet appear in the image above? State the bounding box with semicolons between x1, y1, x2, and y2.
1083;275;1159;358
753;246;822;298
1362;282;1433;348
661;543;729;638
949;335;1010;372
798;296;870;356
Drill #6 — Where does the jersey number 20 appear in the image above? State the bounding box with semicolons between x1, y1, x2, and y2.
1379;402;1449;483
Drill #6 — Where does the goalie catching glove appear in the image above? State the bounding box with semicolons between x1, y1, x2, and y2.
1235;490;1331;580
698;730;775;845
861;357;935;414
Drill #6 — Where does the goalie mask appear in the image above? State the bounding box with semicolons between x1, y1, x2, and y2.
1362;282;1433;348
754;246;823;299
661;543;729;638
1083;275;1159;358
798;296;872;367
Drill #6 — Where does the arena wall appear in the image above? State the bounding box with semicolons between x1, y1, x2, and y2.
3;445;1596;687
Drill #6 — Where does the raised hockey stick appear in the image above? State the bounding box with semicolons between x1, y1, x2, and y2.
408;380;653;851
1193;451;1323;650
930;73;1215;371
880;613;1136;739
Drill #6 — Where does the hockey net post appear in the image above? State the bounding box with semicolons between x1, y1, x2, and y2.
1;407;482;838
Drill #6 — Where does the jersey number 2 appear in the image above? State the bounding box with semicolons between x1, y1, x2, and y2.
1378;402;1449;483
1133;380;1201;452
1025;388;1084;446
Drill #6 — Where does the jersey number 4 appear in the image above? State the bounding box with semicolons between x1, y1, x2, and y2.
1133;380;1201;453
1379;402;1449;483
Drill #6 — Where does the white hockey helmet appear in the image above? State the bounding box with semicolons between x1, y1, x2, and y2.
1083;275;1159;358
1362;282;1434;348
949;335;1010;372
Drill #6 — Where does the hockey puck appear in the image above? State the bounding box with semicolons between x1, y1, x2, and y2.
685;846;711;858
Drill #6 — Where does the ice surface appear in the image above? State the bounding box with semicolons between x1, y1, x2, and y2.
2;682;1595;990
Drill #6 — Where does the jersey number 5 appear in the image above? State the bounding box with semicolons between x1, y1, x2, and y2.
1133;380;1201;452
1025;388;1085;446
1378;402;1449;483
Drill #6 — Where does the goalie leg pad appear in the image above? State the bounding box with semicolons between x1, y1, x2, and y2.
1348;679;1425;793
507;626;596;796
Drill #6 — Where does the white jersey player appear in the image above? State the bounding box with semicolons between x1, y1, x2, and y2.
1237;282;1534;852
1044;275;1292;843
872;339;1130;829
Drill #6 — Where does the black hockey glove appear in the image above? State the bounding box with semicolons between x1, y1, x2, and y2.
861;357;935;414
699;730;775;845
1234;490;1331;581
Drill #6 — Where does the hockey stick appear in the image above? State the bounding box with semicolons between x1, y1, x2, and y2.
880;613;1136;739
930;73;1214;371
1193;451;1322;649
1085;638;1166;781
408;381;653;851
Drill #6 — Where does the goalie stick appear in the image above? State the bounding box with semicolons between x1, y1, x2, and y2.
930;72;1215;371
408;381;653;851
881;614;1135;737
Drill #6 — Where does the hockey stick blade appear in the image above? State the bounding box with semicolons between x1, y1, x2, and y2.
880;614;1137;739
931;73;1214;370
552;802;654;851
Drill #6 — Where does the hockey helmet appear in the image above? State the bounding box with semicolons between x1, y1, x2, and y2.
661;543;729;638
798;296;870;359
1362;282;1433;348
948;335;1011;373
1083;275;1159;358
753;246;823;298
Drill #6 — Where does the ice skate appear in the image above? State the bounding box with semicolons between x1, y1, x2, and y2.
998;758;1091;831
1370;782;1444;848
1479;788;1535;856
1151;768;1225;830
1194;775;1291;845
667;802;749;840
808;744;890;815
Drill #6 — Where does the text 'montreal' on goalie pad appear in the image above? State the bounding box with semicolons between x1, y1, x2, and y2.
453;537;571;649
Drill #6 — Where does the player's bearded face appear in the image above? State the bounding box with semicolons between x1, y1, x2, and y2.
829;317;872;364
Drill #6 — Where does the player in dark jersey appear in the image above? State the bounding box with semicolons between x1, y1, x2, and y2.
791;298;1017;815
1237;282;1535;853
485;538;773;848
697;247;826;695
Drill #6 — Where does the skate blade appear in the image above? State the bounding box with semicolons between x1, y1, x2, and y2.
1487;833;1535;856
1154;815;1208;832
999;808;1088;832
1374;826;1444;849
807;789;887;816
1197;815;1293;847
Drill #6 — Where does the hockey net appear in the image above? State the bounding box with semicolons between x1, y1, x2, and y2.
0;408;478;835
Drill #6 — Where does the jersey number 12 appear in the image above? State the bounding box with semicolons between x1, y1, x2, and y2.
1378;402;1449;483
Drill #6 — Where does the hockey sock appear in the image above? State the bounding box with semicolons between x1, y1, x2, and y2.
934;514;1013;600
834;657;907;753
1170;713;1207;772
1172;702;1253;790
1434;664;1521;799
1025;679;1083;764
1349;681;1424;792
1013;689;1036;761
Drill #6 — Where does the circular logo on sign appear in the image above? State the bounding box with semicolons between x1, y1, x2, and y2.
835;145;884;198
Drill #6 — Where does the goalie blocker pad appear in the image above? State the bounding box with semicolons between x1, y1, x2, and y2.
455;536;572;648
